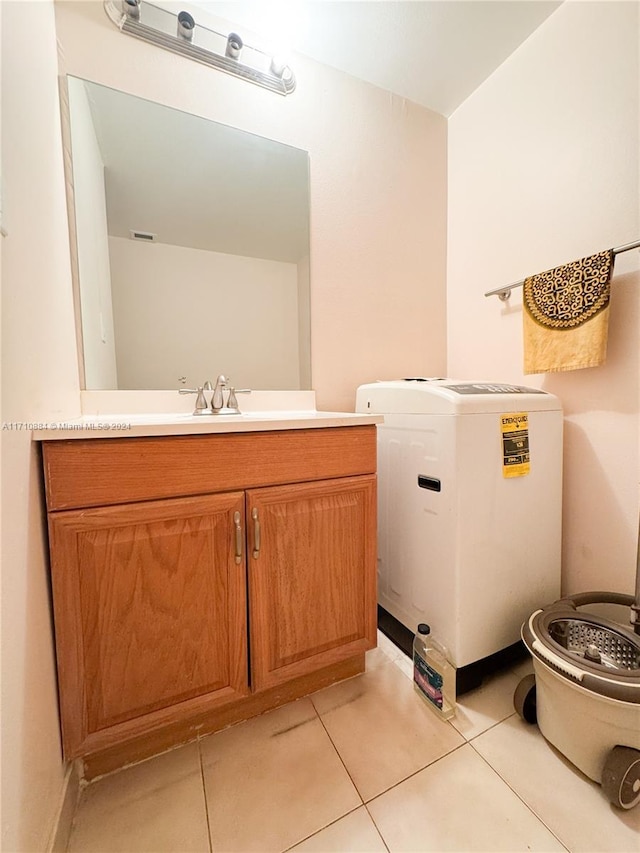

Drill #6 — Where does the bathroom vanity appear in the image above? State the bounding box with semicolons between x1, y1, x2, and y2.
39;410;380;777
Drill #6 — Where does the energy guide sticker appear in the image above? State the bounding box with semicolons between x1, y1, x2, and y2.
501;413;530;478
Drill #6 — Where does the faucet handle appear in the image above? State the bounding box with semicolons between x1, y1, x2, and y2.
178;386;211;415
226;387;251;411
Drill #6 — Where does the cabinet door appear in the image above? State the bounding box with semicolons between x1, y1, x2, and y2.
247;475;377;691
49;493;248;758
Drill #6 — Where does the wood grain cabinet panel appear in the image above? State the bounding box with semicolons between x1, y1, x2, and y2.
247;476;377;691
49;493;248;758
43;427;377;510
42;427;378;767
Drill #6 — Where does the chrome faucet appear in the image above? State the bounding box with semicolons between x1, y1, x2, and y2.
211;374;228;411
178;376;250;415
211;374;251;414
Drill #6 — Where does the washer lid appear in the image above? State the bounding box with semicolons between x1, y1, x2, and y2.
355;378;562;414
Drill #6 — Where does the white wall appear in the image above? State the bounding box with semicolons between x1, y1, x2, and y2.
297;252;312;390
67;76;118;389
448;1;640;596
10;4;636;849
1;4;446;846
1;2;82;851
108;236;301;390
53;0;449;411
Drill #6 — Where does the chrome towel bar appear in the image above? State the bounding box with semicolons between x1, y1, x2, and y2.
485;239;640;301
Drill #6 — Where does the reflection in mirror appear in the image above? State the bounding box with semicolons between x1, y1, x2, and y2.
65;76;311;391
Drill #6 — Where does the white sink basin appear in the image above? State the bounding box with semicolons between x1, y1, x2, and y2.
91;411;314;423
239;410;316;419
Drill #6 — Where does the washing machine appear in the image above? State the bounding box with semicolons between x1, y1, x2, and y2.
355;378;563;689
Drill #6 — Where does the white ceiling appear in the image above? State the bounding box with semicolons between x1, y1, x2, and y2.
191;1;562;116
78;79;309;261
76;2;563;258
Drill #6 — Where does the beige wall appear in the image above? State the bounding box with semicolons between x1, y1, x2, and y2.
53;0;449;411
297;252;312;390
108;236;302;390
68;76;118;389
2;4;637;850
448;1;640;596
1;2;82;852
2;2;447;847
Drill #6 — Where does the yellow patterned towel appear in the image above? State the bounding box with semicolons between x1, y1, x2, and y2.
523;249;614;374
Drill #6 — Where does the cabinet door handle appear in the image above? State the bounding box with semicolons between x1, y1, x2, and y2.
233;511;243;564
251;507;261;559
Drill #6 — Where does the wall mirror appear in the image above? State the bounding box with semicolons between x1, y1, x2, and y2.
64;76;311;391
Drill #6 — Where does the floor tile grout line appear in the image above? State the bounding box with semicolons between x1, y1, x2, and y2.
362;802;392;853
310;695;366;805
313;650;471;806
384;648;496;751
197;736;214;853
275;695;365;853
296;661;446;852
468;739;571;852
460;709;519;744
362;740;469;806
280;805;364;853
362;733;571;853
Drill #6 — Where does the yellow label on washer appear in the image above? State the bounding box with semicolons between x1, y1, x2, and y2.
501;413;530;478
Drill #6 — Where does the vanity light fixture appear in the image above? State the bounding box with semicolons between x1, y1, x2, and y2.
225;32;243;60
177;11;195;42
122;0;140;19
270;54;292;81
104;0;296;95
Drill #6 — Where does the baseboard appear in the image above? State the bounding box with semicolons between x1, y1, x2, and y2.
80;655;366;781
47;762;81;853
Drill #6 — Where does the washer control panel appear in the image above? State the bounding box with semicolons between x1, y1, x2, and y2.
443;384;546;395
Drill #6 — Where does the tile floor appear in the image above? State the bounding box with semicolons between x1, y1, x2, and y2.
67;633;640;852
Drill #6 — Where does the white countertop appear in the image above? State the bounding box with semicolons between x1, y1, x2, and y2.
33;410;383;440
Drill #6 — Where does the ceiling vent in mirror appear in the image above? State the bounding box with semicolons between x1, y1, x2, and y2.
130;230;157;242
104;0;296;96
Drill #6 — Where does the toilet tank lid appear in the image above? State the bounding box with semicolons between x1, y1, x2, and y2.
354;378;563;415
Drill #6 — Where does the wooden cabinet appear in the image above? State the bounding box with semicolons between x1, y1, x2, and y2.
48;493;249;757
247;477;376;691
42;426;377;774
